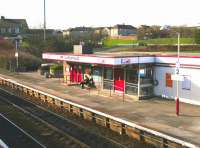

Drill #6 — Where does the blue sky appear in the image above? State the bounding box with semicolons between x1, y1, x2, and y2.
0;0;199;29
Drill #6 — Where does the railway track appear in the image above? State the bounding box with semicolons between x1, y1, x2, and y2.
0;76;198;148
0;91;89;148
0;87;152;148
0;113;45;148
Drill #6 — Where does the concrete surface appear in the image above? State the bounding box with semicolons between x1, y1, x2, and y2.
0;70;200;146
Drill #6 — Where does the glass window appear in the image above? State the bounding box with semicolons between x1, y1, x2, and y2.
1;28;6;33
126;66;137;84
8;28;11;33
103;67;113;90
140;86;153;96
139;65;153;79
93;67;102;83
104;67;113;80
145;66;153;78
15;27;20;33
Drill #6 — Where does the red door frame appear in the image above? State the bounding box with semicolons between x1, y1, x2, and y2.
77;67;83;82
70;64;82;83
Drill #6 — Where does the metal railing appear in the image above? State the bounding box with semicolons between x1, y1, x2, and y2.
42;72;153;100
0;76;197;148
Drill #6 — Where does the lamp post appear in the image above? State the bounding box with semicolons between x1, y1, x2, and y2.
137;57;140;99
15;36;22;72
176;32;180;116
15;39;19;71
43;0;46;42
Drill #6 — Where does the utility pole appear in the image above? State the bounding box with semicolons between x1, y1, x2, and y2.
137;57;140;99
176;33;180;116
44;0;46;42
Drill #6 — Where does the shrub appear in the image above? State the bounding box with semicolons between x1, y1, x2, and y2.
138;42;147;46
50;64;63;77
195;30;200;44
18;52;42;71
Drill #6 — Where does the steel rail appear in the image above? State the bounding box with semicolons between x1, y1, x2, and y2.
0;88;127;148
0;113;46;148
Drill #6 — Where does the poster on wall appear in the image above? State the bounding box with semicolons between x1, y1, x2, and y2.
166;73;173;88
93;69;101;82
139;69;145;77
182;75;191;90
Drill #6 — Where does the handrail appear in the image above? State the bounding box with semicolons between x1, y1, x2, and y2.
0;139;9;148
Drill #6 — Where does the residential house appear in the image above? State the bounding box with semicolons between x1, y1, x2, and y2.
63;27;93;39
94;27;111;36
63;25;137;40
110;24;137;37
63;29;71;37
189;25;200;29
0;16;28;37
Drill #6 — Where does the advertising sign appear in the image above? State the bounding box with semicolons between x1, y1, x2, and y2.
139;69;145;77
171;75;184;81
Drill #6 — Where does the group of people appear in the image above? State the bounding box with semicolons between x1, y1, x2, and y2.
80;74;94;89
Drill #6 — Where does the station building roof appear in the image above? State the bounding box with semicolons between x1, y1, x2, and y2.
42;52;200;68
42;52;155;65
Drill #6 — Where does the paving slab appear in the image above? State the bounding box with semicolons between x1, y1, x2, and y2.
0;70;200;146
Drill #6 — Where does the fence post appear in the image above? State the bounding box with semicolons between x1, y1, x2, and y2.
123;91;125;102
110;86;112;97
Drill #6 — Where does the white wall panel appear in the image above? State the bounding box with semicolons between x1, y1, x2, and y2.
154;66;200;105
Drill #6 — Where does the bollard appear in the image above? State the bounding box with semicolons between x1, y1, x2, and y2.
89;87;90;96
109;86;112;97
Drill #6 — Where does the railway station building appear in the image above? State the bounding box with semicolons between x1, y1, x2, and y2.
42;52;200;105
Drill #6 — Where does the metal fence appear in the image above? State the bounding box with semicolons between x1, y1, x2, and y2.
0;76;197;148
41;72;153;101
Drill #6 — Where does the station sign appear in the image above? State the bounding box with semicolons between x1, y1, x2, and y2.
121;58;131;64
175;61;180;75
171;75;184;81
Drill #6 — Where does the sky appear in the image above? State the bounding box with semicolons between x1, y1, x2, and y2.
0;0;199;29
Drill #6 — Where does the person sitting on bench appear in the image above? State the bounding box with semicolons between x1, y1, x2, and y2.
80;74;94;89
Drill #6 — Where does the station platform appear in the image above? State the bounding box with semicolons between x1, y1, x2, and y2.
0;70;200;146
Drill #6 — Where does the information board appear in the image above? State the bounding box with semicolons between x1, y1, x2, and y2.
182;75;191;90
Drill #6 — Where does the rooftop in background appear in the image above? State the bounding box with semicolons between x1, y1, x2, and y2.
66;27;93;32
94;46;200;56
113;24;137;29
0;16;28;29
0;16;29;37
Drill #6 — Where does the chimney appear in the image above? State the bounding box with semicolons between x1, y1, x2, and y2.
73;44;93;54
